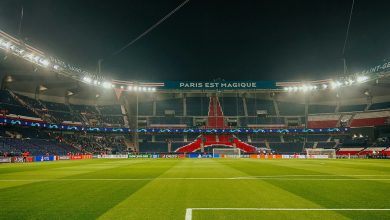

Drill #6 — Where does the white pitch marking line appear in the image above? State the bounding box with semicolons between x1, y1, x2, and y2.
184;208;390;220
1;177;390;181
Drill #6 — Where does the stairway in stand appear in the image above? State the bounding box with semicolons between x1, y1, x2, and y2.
176;96;256;153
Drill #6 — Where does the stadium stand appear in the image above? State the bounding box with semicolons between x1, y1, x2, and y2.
369;101;390;110
338;104;367;112
278;101;305;116
246;98;275;116
186;96;209;116
308;104;336;114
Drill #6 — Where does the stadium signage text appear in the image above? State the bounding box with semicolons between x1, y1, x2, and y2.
164;81;277;90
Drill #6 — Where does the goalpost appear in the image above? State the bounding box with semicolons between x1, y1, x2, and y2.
306;148;336;159
213;148;241;158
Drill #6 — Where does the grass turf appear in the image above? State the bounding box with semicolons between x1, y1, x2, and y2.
0;158;389;219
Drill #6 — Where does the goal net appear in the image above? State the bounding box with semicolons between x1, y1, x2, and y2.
213;148;241;158
306;148;336;159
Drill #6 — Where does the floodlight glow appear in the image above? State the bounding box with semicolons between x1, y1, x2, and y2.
128;86;133;91
142;87;147;91
33;56;40;62
93;80;98;85
111;84;116;88
356;75;369;83
134;86;138;91
102;82;112;89
284;87;289;91
322;84;328;89
293;87;298;92
53;65;60;70
152;87;156;92
330;81;342;89
120;86;124;89
147;87;152;91
39;59;50;67
83;77;92;83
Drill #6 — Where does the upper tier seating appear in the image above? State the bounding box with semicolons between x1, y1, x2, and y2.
138;101;153;116
156;98;183;116
308;104;336;114
338;104;366;112
98;105;122;115
16;94;45;109
278;102;305;116
219;97;245;116
186;97;209;116
369;102;390;110
70;104;98;114
246;98;275;116
0;91;37;117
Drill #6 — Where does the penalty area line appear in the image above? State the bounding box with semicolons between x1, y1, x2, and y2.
185;208;390;220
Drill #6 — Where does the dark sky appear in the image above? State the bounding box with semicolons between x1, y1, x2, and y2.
1;0;390;82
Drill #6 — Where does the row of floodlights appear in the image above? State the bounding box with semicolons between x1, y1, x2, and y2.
82;77;156;92
0;37;61;70
283;76;370;92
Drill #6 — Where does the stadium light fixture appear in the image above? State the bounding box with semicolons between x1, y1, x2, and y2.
356;75;369;83
152;87;156;92
39;59;50;67
330;81;342;89
83;76;92;84
128;86;133;91
120;85;124;89
322;84;328;89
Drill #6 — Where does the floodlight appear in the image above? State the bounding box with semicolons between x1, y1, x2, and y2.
322;84;328;89
83;77;92;83
142;87;147;91
152;87;156;92
102;82;112;89
39;59;50;67
330;81;341;89
356;75;369;83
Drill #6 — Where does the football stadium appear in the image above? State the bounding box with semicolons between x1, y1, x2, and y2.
0;0;390;219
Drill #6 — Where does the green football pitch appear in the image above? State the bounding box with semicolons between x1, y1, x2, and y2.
0;159;389;220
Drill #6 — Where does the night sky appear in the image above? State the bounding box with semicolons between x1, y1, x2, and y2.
1;0;390;82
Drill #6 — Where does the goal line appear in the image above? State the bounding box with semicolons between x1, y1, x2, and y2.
185;208;390;220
